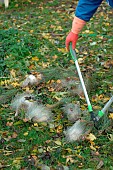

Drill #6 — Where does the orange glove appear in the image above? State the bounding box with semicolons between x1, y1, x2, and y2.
66;17;86;50
66;32;78;51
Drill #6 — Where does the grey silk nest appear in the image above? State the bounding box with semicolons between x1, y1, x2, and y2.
62;102;81;122
11;93;52;123
64;120;86;141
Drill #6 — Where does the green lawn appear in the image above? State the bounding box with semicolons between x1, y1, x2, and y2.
0;0;113;169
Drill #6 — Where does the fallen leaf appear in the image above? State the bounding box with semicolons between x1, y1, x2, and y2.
109;113;113;119
10;69;16;78
96;160;104;169
0;80;10;85
70;60;74;64
33;123;38;127
75;153;84;159
12;158;21;169
31;56;39;61
11;82;20;87
78;58;84;64
6;122;13;126
86;133;96;141
15;4;18;7
30;30;34;33
56;125;63;134
12;132;18;139
57;48;67;53
90;145;96;151
52;55;58;60
0;163;10;168
66;156;75;164
108;134;113;141
56;79;61;84
23;132;29;136
54;140;62;146
18;139;26;143
37;164;50;170
14;120;23;126
23;118;29;122
38;148;44;153
90;42;97;46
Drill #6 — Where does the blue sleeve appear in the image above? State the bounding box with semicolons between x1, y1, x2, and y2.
75;0;103;21
106;0;113;7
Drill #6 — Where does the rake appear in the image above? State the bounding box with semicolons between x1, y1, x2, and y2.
69;44;113;127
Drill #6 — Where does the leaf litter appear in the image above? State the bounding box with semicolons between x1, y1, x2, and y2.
0;0;113;169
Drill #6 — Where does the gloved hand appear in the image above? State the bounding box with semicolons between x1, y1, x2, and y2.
65;16;86;51
66;32;78;51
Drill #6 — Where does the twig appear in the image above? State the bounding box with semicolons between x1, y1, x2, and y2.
35;32;64;36
0;77;10;79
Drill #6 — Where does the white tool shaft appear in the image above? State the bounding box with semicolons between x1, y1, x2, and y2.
75;60;91;106
102;96;113;113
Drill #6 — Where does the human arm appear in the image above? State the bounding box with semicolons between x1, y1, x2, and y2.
66;0;103;50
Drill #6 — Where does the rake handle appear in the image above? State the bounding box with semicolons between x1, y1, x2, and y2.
69;45;98;124
69;44;92;111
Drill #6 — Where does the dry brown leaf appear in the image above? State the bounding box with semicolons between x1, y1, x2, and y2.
23;132;29;136
54;140;62;146
12;132;18;139
6;122;13;127
31;56;39;61
109;113;113;119
10;69;16;78
86;133;96;141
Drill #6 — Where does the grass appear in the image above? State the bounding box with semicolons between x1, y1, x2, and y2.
0;0;113;169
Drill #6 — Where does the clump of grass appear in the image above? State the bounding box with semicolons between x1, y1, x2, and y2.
0;28;43;76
